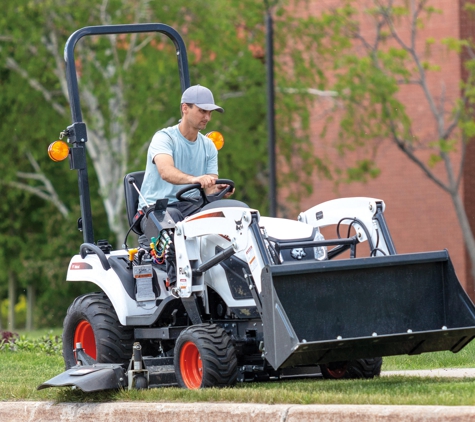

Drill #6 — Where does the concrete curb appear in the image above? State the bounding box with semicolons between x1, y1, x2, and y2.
2;402;475;422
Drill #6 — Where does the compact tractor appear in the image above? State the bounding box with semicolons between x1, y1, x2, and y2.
40;24;475;391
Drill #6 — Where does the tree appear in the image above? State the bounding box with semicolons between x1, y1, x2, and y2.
302;0;475;288
0;0;329;326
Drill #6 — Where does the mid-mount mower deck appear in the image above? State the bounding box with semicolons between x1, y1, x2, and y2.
39;23;475;392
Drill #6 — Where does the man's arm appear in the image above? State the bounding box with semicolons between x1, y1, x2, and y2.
154;154;217;188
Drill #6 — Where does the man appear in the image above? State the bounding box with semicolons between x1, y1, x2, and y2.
138;85;232;285
138;84;232;225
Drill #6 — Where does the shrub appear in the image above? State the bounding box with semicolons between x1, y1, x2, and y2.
0;330;62;355
1;295;27;328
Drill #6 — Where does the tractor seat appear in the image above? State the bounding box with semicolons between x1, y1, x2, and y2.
124;171;145;235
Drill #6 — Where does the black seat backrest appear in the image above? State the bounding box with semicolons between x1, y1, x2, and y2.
124;171;145;235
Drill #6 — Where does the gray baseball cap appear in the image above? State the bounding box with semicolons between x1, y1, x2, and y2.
181;85;224;113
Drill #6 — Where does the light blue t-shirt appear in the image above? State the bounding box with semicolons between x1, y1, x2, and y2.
138;124;218;209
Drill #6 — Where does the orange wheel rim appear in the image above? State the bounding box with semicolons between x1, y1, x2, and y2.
74;320;96;360
326;363;347;379
180;341;203;389
327;367;346;378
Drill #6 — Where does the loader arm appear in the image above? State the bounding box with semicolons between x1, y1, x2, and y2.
173;207;267;297
299;197;396;256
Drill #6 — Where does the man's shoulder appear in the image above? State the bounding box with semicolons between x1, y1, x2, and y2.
149;125;179;157
150;125;179;147
152;124;179;141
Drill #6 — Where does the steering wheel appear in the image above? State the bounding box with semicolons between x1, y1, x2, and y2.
175;179;235;206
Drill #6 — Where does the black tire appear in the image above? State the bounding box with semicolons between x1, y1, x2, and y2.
174;323;238;389
62;292;134;369
320;357;382;380
346;357;383;379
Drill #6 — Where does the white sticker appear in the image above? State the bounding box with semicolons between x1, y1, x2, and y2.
245;245;258;272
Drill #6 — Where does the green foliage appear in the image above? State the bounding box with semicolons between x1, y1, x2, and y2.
441;37;468;54
0;0;332;325
0;330;62;355
296;0;475;193
345;160;381;183
0;295;26;328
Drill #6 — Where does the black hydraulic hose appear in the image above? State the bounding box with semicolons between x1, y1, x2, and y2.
79;243;111;271
336;217;376;254
371;248;387;257
122;224;135;250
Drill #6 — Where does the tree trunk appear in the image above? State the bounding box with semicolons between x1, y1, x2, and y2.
26;285;35;331
450;190;475;301
8;271;16;331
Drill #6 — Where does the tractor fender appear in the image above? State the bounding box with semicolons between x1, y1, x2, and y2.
66;251;158;325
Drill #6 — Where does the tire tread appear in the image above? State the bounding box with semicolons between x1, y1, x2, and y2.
63;292;134;369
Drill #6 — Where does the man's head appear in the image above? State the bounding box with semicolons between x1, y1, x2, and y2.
180;85;224;114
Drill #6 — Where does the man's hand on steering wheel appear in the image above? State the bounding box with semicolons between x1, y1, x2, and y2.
176;178;235;205
189;174;234;199
190;174;217;189
214;183;235;199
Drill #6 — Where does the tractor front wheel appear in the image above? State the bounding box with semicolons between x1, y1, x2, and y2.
174;324;238;389
62;292;134;369
320;357;383;379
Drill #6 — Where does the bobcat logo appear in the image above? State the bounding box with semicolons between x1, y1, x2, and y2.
235;218;244;231
291;248;307;260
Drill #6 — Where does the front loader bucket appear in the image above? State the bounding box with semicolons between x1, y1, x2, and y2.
259;250;475;370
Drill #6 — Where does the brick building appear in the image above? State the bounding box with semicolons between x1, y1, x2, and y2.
289;1;475;299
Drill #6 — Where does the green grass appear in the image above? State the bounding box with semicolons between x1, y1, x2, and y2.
1;331;475;405
383;340;475;370
14;328;63;339
51;377;475;406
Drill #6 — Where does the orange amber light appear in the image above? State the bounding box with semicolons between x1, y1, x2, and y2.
48;140;70;162
206;131;224;151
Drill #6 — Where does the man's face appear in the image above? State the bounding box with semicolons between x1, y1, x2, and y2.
183;104;212;130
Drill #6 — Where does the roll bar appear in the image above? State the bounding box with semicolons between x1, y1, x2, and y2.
63;24;190;244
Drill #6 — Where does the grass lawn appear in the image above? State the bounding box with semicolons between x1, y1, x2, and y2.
1;330;475;405
14;328;63;339
383;340;475;370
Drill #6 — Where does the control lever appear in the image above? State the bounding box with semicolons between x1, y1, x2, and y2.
129;177;150;208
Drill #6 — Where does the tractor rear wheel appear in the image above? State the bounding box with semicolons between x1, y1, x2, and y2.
174;324;238;389
62;292;134;369
320;357;382;379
